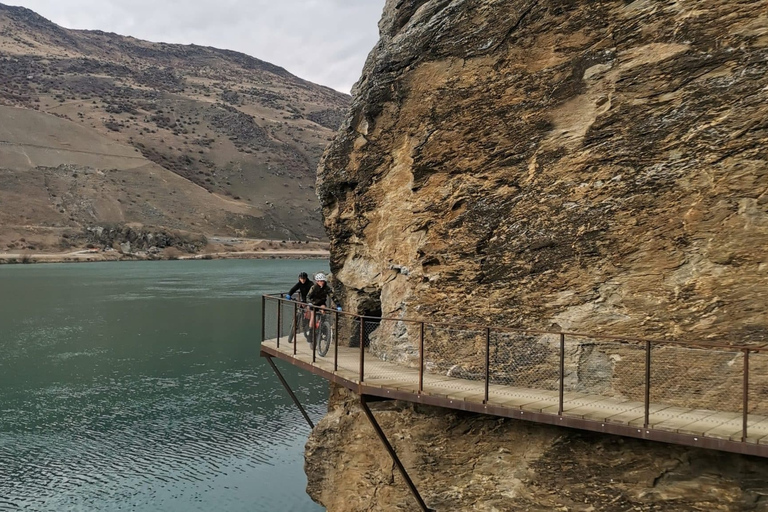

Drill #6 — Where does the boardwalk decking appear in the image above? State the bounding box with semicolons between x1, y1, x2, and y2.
261;337;768;454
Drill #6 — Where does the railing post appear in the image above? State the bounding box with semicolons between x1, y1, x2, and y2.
644;340;652;428
312;310;317;363
293;306;298;356
334;309;339;372
291;301;297;352
743;349;750;442
260;295;266;343
359;317;365;383
558;333;565;416
419;322;425;394
484;328;491;404
277;297;282;345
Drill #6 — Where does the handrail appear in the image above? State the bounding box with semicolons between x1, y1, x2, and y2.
266;293;766;353
263;293;765;456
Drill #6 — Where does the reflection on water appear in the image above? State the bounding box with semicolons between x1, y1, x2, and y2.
0;260;328;512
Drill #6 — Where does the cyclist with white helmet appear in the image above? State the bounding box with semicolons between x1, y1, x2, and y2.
306;273;340;344
306;272;338;308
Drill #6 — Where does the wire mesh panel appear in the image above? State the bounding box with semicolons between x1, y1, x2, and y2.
423;324;486;381
749;351;768;416
565;337;647;401
363;318;418;389
275;300;291;346
333;314;362;376
263;297;279;341
650;344;744;413
367;319;419;366
489;331;558;391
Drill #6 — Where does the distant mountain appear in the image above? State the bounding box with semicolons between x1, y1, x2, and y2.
0;3;349;252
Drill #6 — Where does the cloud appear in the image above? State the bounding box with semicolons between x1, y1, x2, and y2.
8;0;384;92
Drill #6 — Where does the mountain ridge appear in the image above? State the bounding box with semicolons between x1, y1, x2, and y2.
0;2;348;255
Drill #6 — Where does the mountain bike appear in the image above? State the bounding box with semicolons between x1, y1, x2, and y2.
310;307;335;357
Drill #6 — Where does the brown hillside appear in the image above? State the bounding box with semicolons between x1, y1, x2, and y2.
0;3;349;251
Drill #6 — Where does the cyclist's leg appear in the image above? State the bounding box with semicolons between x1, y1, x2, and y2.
309;308;316;342
314;309;325;345
300;305;309;332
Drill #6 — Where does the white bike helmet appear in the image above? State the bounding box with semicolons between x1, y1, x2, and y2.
314;272;327;281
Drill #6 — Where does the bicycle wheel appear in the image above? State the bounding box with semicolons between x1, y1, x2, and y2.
288;308;301;344
317;320;332;357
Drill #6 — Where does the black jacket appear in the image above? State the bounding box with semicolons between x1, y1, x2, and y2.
306;283;336;307
288;280;313;302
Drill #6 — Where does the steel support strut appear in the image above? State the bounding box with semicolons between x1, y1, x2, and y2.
360;395;435;512
264;355;315;429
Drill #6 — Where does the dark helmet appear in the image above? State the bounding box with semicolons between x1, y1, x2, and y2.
298;272;309;279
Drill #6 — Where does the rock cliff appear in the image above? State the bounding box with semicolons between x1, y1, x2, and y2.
307;388;768;511
310;1;768;510
319;0;767;341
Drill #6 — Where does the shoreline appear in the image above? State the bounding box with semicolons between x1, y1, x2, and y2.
0;249;329;264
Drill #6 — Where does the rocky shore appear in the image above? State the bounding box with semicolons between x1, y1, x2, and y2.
0;236;329;264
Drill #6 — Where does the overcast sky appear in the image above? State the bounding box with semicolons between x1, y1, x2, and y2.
8;0;385;93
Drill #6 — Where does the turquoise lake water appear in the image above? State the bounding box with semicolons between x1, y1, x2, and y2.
0;259;329;511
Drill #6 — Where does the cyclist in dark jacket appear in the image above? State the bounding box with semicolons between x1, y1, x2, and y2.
287;272;313;302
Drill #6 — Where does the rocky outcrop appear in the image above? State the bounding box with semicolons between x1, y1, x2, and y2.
306;386;768;512
318;0;768;342
84;224;207;254
311;1;768;510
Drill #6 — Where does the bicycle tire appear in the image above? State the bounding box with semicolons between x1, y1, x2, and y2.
317;320;332;357
288;307;301;344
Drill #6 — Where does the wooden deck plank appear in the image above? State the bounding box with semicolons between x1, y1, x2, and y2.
727;417;768;443
605;404;672;426
541;395;614;416
648;407;717;431
446;390;487;402
674;412;743;436
487;388;562;410
563;398;637;421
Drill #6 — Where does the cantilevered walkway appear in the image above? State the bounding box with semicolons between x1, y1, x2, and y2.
260;294;768;511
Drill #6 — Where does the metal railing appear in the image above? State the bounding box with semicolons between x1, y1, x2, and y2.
262;294;768;444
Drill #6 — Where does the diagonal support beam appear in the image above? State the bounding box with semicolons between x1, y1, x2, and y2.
264;355;315;429
360;395;435;512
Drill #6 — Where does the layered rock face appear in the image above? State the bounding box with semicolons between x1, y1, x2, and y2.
306;388;768;512
310;1;768;510
318;0;768;342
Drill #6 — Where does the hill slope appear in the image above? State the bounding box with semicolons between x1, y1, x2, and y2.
0;3;349;252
